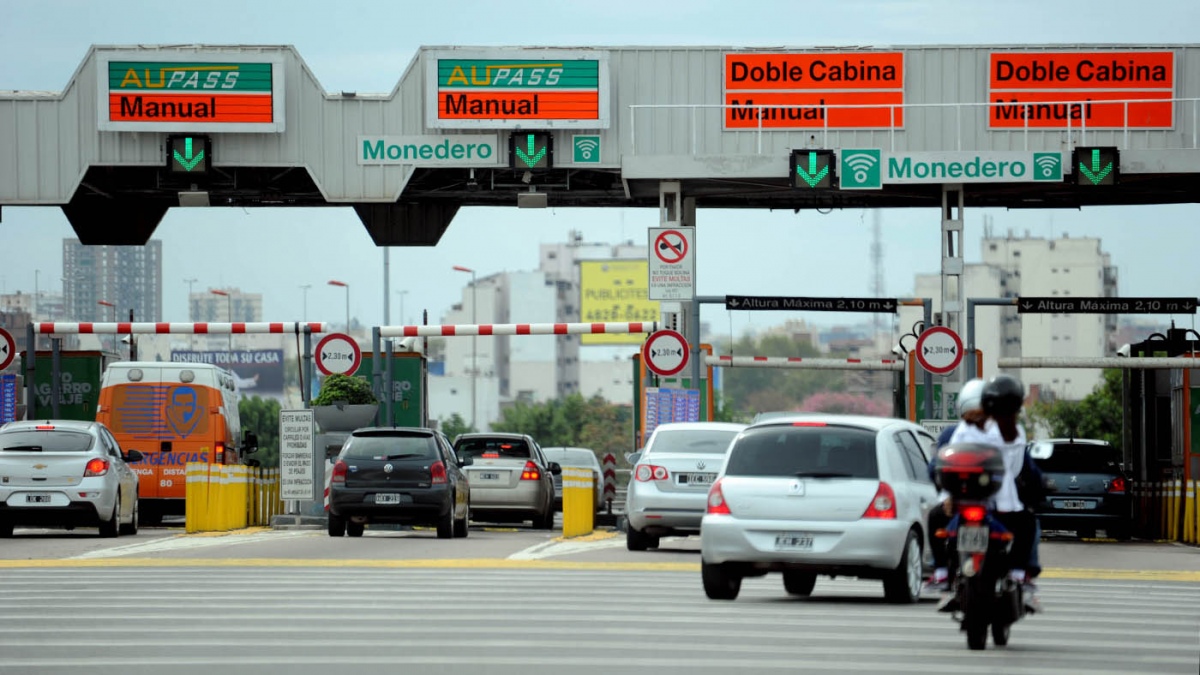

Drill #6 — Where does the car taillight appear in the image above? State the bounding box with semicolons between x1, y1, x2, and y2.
331;460;348;486
35;425;55;430
520;461;540;481
216;441;230;464
1107;476;1126;493
84;458;109;477
862;481;897;519
430;460;448;485
634;464;669;482
706;479;731;515
791;421;827;427
960;505;986;523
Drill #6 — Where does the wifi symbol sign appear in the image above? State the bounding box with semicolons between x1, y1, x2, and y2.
840;149;882;189
1032;152;1063;181
573;135;602;164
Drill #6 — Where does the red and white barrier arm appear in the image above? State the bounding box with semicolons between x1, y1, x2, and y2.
35;322;330;335
706;355;905;371
378;322;658;338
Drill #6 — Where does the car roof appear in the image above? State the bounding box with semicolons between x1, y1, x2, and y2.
455;432;528;440
0;420;99;433
748;413;919;432
1032;438;1111;446
352;426;437;435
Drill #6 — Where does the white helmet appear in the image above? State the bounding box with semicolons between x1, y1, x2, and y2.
957;378;986;416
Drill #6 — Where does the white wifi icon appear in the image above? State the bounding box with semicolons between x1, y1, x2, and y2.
1035;155;1060;178
844;153;878;184
576;137;599;160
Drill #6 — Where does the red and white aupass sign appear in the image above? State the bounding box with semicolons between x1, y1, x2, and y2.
315;333;362;376
643;329;689;377
0;328;14;371
915;326;963;375
648;227;695;301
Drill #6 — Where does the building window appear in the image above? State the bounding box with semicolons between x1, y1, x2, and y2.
1063;268;1070;273
1012;251;1021;257
1051;268;1058;273
989;243;997;251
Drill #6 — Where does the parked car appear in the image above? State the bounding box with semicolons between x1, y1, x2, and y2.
543;447;605;513
327;427;471;539
625;422;748;551
700;415;939;603
453;433;560;529
0;419;142;537
1028;438;1132;540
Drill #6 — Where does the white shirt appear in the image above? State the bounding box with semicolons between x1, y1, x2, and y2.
947;419;1027;513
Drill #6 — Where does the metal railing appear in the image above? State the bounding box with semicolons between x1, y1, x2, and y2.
627;97;1200;156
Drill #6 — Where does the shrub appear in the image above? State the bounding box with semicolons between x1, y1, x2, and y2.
313;373;377;406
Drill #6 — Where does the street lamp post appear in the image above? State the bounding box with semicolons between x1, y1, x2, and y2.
397;290;409;327
328;280;350;334
300;284;312;322
452;266;477;431
97;301;116;353
184;278;198;320
210;289;233;352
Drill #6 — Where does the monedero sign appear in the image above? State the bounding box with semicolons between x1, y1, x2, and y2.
97;53;286;132
358;136;502;166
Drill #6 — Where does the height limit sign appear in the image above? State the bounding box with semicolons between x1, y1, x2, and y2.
648;227;695;301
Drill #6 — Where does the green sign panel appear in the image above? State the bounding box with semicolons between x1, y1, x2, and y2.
840;149;883;189
437;60;599;89
355;353;424;428
573;135;601;163
21;351;112;422
914;384;958;421
109;62;273;92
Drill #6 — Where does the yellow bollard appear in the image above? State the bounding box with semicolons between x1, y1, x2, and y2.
1184;480;1196;545
561;467;594;538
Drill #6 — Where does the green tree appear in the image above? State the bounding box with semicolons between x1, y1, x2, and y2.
439;413;475;441
238;395;282;467
491;394;633;459
718;332;848;417
1025;369;1123;450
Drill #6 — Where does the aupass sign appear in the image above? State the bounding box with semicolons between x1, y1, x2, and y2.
97;53;285;132
425;50;610;129
837;150;1065;189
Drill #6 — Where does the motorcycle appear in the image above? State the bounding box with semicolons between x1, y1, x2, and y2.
934;443;1031;650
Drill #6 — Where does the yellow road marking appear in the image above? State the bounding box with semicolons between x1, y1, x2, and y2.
0;557;1197;581
552;530;618;543
186;526;273;538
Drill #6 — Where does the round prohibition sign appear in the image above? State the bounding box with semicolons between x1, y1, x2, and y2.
642;329;690;377
654;230;689;265
0;327;14;371
315;332;362;376
914;325;964;375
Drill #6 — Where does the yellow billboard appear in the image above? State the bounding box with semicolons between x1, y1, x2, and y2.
579;259;660;345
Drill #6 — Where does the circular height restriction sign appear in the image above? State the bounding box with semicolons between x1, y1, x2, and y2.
654;230;689;265
315;332;362;376
0;327;14;371
914;326;964;375
642;329;689;377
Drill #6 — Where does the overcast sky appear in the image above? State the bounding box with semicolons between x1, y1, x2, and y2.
2;0;1200;350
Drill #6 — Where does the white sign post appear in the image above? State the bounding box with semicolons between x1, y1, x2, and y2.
648;227;695;300
279;409;316;502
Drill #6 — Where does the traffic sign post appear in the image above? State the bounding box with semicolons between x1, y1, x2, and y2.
915;326;964;375
648;227;695;301
1017;296;1196;314
315;333;362;376
0;327;14;371
725;295;897;313
642;329;689;378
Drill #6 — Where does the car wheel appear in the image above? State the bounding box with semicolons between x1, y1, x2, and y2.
992;621;1011;647
436;504;455;539
140;504;163;528
346;521;365;537
119;497;139;536
535;505;555;530
327;513;346;537
1077;528;1097;540
98;498;120;538
702;562;742;600
1107;523;1132;541
782;571;817;597
626;526;658;551
0;520;12;538
883;530;922;604
454;500;470;538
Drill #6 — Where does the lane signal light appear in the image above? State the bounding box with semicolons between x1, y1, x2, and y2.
1073;146;1118;186
790;149;835;189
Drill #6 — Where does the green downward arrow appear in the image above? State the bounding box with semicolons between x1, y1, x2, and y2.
514;134;547;168
795;152;829;188
1077;148;1113;185
173;137;205;171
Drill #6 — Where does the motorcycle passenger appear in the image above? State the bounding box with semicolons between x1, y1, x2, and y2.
946;374;1041;612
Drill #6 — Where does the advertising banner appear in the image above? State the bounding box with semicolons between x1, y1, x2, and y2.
579;260;660;345
170;349;285;402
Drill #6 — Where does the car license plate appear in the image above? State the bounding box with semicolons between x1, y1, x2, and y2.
24;493;54;505
374;493;410;505
774;533;814;551
681;473;716;486
478;472;501;481
958;525;989;553
1055;499;1095;510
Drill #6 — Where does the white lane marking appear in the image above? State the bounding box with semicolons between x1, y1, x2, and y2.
68;530;315;559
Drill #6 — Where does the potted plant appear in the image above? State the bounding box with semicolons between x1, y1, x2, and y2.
312;373;379;432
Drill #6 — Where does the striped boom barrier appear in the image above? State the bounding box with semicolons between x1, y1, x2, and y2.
378;322;658;338
35;322;330;335
706;356;905;371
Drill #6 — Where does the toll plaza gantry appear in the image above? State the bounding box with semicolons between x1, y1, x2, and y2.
4;45;1200;541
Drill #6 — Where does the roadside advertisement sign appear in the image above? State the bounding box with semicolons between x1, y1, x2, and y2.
578;260;660;345
170;349;286;402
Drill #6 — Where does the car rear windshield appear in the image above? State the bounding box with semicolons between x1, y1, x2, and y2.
725;426;879;478
0;430;95;453
456;437;532;459
1032;443;1122;473
341;432;438;460
544;449;597;467
647;429;740;455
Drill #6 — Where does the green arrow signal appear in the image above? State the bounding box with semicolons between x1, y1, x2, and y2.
173;137;205;172
514;134;548;168
1077;148;1113;185
795;152;829;188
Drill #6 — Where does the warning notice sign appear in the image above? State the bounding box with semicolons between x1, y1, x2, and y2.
648;227;695;301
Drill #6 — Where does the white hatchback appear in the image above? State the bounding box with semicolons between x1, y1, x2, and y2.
700;415;939;603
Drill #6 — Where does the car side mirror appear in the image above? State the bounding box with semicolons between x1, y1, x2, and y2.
243;431;259;453
626;451;642;465
124;450;144;463
457;456;473;468
549;462;562;476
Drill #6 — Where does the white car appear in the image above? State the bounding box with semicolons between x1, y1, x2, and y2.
700;415;939;603
0;419;143;537
625;422;748;550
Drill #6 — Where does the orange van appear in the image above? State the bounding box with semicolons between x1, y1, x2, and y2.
95;362;257;525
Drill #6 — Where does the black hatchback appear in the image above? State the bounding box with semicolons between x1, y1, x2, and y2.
1028;438;1133;540
327;428;472;539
